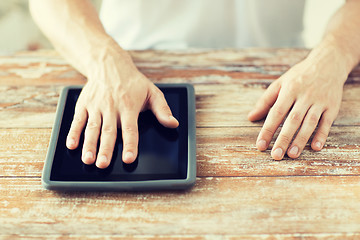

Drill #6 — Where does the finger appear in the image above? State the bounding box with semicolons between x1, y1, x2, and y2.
66;105;87;149
271;101;311;160
311;110;335;151
248;81;281;122
148;87;179;128
256;91;294;151
287;106;323;158
81;113;102;165
120;111;139;164
95;112;117;169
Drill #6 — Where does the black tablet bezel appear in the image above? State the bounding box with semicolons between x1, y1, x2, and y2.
42;84;196;191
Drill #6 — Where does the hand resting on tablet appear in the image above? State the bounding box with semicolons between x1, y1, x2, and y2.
65;55;178;168
30;0;178;168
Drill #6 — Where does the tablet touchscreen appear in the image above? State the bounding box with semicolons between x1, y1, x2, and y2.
49;86;189;182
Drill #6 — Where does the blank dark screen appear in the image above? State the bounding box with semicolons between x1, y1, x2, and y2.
50;87;188;181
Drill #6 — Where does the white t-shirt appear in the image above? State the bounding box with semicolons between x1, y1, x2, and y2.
100;0;305;50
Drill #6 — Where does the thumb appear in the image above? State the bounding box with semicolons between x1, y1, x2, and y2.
148;87;179;128
248;81;281;122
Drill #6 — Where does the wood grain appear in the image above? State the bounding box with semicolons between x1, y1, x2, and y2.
3;234;360;240
1;50;360;238
1;177;360;236
1;127;360;178
1;49;360;86
1;84;360;128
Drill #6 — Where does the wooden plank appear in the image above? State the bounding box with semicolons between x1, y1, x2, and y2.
0;49;306;86
0;51;85;86
1;177;360;236
1;127;360;177
1;49;360;238
1;84;360;129
1;50;359;86
0;85;60;129
197;126;360;177
2;234;360;240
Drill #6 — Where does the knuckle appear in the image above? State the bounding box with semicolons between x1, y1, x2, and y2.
289;112;302;122
102;125;117;135
103;95;115;108
73;116;84;124
83;134;99;147
123;126;138;138
99;145;113;153
270;106;286;119
119;94;134;109
69;127;82;136
84;137;98;146
87;121;100;129
278;134;292;145
261;127;275;137
316;129;329;140
287;84;297;95
123;142;137;150
83;142;98;151
303;90;314;101
287;80;301;93
296;134;309;144
307;113;319;125
124;125;137;133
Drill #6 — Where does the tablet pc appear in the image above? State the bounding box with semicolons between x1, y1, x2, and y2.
42;84;196;191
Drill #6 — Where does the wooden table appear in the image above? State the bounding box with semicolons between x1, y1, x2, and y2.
1;49;360;239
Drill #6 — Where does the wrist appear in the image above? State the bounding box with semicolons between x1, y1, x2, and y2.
305;37;355;84
307;35;357;76
84;38;138;81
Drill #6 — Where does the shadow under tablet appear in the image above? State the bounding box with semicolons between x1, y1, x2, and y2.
50;88;188;182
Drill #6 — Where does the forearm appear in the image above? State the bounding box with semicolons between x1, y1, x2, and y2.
29;0;129;77
307;0;360;79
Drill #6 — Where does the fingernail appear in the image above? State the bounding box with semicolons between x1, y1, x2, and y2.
273;148;283;160
98;155;108;165
67;138;75;147
257;139;267;150
124;152;134;162
315;141;322;149
169;116;178;122
85;151;93;161
289;146;299;156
